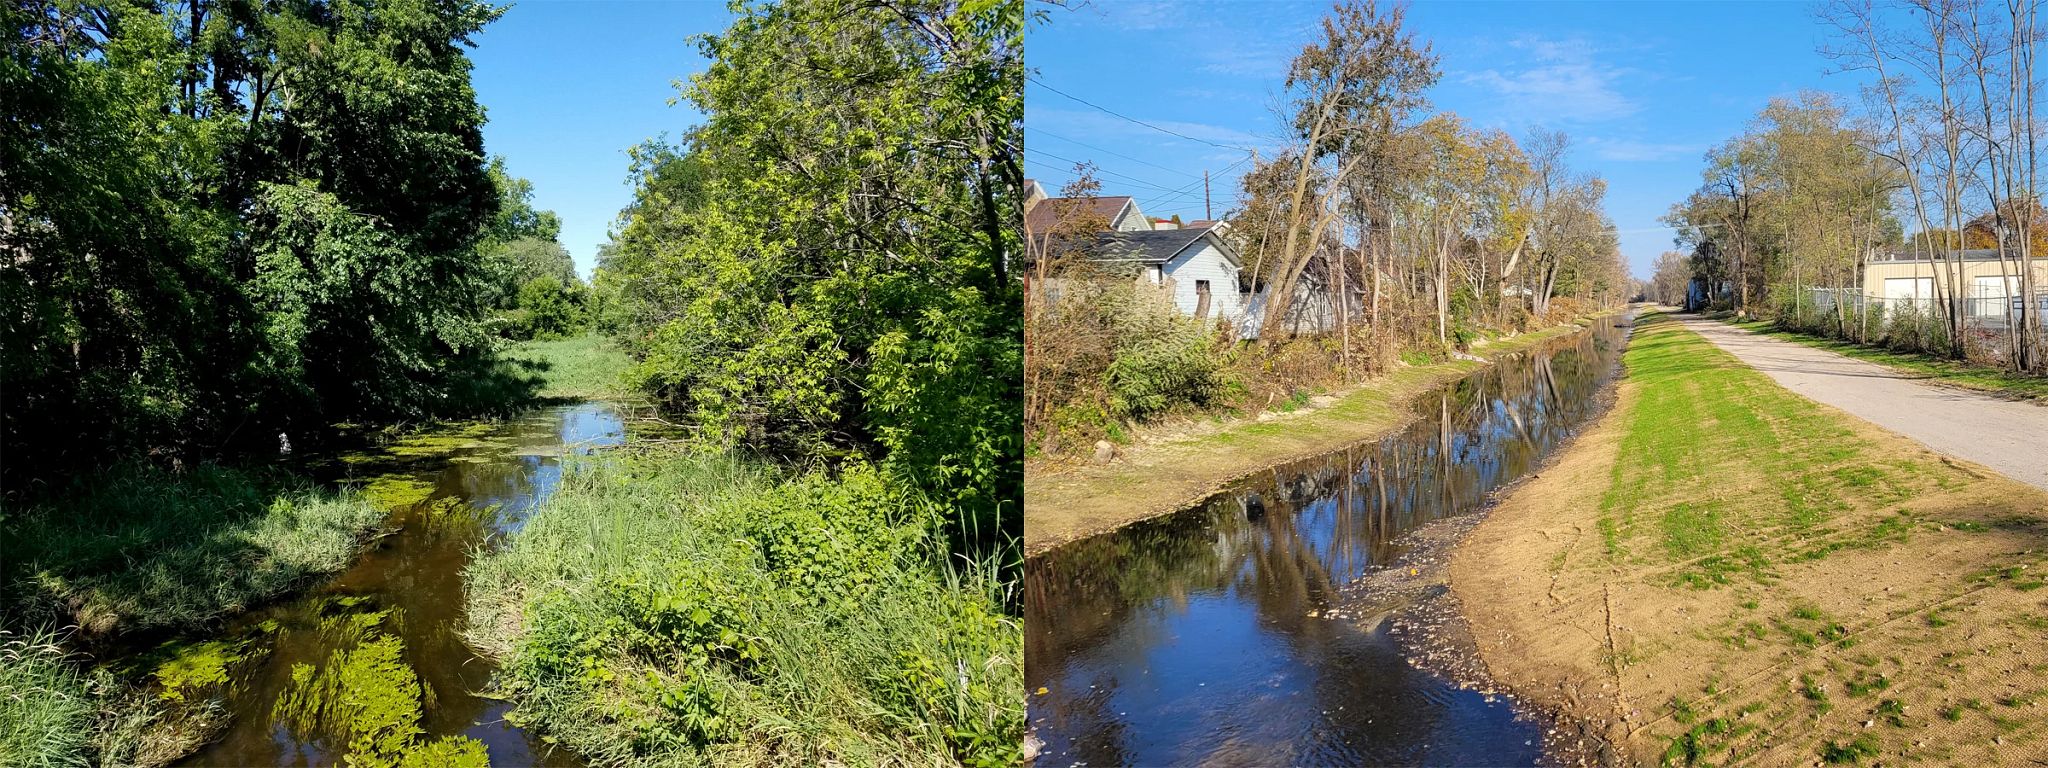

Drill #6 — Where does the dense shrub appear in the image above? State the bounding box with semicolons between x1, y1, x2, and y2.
597;0;1023;557
1105;319;1224;421
465;451;1023;767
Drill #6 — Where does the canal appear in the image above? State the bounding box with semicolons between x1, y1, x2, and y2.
170;401;626;767
1024;312;1634;766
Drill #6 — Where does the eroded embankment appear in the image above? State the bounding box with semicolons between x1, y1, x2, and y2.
1453;311;2048;766
1025;310;1623;556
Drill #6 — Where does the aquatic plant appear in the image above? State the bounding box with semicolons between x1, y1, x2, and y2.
272;611;488;768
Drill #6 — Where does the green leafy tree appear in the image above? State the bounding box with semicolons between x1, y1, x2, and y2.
601;0;1023;553
514;276;583;340
2;0;513;487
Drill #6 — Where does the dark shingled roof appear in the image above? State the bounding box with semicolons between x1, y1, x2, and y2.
1094;228;1212;263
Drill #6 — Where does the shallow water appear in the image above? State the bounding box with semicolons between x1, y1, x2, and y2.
1024;313;1634;766
176;401;625;767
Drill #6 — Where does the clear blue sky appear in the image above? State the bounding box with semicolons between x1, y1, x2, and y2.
1025;0;1850;280
470;1;734;279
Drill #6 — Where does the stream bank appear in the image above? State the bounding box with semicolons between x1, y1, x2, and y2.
1024;310;1635;765
1024;309;1625;557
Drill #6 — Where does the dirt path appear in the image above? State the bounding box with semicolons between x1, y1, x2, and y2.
1454;312;2048;766
1679;313;2048;492
1024;313;1619;556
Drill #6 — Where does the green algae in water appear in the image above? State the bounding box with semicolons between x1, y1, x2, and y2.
153;638;256;702
357;474;438;511
272;610;489;767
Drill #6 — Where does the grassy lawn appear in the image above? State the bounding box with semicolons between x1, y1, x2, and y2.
1727;318;2048;401
1457;311;2048;766
505;333;634;400
464;449;1022;767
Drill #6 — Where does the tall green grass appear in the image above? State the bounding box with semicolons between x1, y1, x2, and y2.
1;463;386;634
0;629;93;768
465;449;1023;766
504;333;634;400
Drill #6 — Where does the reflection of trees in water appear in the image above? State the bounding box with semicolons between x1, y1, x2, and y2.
1025;315;1632;760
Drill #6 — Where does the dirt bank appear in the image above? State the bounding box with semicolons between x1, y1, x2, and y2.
1024;311;1621;556
1452;312;2048;766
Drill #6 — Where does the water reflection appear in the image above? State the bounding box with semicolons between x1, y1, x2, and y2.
1025;314;1632;766
182;402;624;767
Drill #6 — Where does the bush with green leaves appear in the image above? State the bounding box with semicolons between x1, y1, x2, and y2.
465;450;1023;766
598;0;1023;556
1104;321;1223;421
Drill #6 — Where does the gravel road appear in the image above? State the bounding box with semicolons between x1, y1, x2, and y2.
1680;313;2048;492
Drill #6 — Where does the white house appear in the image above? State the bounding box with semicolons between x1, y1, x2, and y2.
1095;223;1252;333
1024;185;1154;234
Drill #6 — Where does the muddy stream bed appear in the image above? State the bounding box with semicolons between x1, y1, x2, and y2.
146;401;628;767
1024;312;1634;766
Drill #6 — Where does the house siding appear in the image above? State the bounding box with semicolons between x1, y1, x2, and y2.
1110;201;1152;232
1160;238;1245;323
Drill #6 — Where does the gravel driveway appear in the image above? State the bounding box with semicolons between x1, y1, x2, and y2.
1679;313;2048;492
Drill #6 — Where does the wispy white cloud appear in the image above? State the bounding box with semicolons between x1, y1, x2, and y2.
1026;106;1273;149
1460;35;1639;124
1582;137;1703;162
1091;0;1187;31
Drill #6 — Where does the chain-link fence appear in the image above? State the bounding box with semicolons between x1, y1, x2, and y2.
1792;286;2048;361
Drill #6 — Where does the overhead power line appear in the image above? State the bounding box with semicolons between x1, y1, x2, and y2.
1028;76;1261;152
1030;128;1208;181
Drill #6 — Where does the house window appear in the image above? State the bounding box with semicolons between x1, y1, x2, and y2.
1195;280;1212;320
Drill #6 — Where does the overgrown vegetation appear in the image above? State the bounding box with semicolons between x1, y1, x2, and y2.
504;334;634;401
467;0;1027;763
0;0;558;489
595;0;1020;554
466;452;1022;766
0;464;386;636
0;629;94;768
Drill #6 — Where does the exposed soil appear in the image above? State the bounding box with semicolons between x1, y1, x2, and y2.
1024;315;1614;556
1452;326;2048;765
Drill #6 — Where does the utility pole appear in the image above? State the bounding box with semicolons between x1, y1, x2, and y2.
1204;170;1212;220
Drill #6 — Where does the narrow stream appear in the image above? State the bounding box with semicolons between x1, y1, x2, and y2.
175;401;625;767
1024;312;1633;766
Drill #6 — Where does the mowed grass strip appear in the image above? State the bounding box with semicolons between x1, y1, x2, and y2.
1729;318;2048;402
1594;313;1924;586
1463;310;2048;767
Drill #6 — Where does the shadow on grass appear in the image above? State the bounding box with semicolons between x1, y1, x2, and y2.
0;463;385;640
